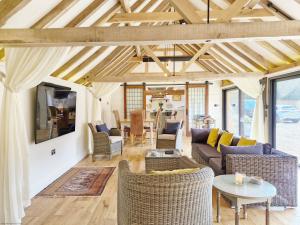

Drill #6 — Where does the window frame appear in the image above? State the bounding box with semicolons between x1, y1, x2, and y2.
268;72;300;148
222;87;255;137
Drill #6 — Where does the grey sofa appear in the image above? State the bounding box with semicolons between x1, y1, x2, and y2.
118;156;214;225
191;128;298;207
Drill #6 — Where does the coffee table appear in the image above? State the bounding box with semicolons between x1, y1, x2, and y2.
213;175;277;225
145;149;181;173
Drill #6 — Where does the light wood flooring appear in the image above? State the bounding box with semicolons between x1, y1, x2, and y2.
23;138;300;225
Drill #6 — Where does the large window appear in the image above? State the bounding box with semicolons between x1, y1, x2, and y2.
270;75;300;160
223;88;256;137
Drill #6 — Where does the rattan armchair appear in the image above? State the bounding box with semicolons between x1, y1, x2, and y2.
88;122;123;161
156;120;183;150
118;156;214;225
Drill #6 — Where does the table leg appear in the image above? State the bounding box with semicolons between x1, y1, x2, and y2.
216;191;221;223
266;199;271;225
150;124;153;145
235;204;240;225
243;205;247;219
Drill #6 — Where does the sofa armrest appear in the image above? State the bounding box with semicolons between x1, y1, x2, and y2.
226;154;298;207
110;128;121;136
226;154;298;175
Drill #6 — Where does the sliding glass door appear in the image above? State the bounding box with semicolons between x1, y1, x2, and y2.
223;88;256;137
271;75;300;160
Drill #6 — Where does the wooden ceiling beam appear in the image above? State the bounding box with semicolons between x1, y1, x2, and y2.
95;72;263;82
119;0;131;13
62;46;109;80
109;8;274;23
207;48;241;73
52;47;93;77
2;21;300;47
212;45;252;72
169;0;202;23
0;0;31;26
180;44;213;72
257;41;295;63
232;42;275;69
143;45;171;76
66;0;108;27
221;42;267;72
32;0;77;29
95;47;135;79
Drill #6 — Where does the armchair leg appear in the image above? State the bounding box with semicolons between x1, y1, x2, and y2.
130;134;135;145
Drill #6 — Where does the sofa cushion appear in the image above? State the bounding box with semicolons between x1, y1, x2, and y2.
96;123;109;134
158;134;176;141
220;144;263;171
231;136;240;146
237;137;257;146
208;158;224;176
195;144;221;163
217;131;234;152
109;136;123;144
163;121;180;134
191;128;210;144
263;143;273;154
207;128;220;147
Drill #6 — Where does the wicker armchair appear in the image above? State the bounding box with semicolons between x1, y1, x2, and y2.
226;152;298;207
118;156;214;225
88;122;123;161
156;120;183;150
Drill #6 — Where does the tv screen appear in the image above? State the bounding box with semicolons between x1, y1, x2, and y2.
35;83;77;144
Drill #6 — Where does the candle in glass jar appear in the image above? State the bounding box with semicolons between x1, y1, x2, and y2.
235;172;244;185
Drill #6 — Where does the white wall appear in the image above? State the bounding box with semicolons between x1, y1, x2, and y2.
208;81;223;128
110;86;124;127
0;76;90;198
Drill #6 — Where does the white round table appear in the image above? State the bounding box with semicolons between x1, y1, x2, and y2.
213;175;277;225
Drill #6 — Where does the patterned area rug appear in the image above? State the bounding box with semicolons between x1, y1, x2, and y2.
37;167;115;197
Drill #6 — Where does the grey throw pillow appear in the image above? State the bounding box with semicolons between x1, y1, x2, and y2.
191;128;210;144
220;144;263;171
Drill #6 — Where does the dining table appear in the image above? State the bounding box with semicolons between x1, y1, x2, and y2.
120;118;155;144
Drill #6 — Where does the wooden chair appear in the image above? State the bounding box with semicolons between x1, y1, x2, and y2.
113;110;130;138
130;110;146;145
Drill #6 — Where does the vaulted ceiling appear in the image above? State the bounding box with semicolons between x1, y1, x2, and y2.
1;0;300;86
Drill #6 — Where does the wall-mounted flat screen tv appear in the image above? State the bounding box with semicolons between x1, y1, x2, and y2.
35;82;77;144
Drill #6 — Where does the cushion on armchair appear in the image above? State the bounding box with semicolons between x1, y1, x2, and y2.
109;136;123;144
220;144;263;171
96;123;110;134
163;121;180;134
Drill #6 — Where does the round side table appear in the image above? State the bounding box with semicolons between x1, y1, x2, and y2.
213;175;277;225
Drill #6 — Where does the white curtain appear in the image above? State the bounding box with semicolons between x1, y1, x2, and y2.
88;82;121;122
0;47;69;224
230;77;266;142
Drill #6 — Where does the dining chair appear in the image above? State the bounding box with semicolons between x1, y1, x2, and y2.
130;110;146;145
113;110;130;138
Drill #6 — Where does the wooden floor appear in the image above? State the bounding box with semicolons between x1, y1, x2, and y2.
23;138;300;225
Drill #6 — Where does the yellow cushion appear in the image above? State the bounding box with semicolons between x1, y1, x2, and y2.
150;168;199;175
207;128;220;147
237;137;257;146
217;132;234;152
